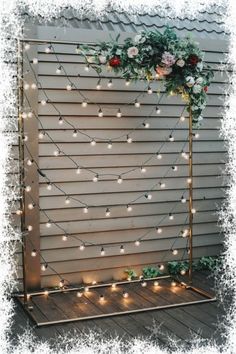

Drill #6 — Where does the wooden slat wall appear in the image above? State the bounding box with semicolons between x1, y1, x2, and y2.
13;25;228;289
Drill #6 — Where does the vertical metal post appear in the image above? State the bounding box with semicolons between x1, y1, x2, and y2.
188;107;193;284
17;39;28;305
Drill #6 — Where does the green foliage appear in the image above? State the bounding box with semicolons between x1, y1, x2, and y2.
79;27;213;127
167;261;189;275
125;269;137;280
142;266;162;279
168;256;221;275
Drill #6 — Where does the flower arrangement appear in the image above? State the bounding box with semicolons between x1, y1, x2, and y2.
79;27;213;127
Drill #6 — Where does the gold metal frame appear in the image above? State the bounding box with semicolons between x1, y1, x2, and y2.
15;38;217;326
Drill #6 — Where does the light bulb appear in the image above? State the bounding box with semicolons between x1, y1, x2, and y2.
169;135;174;142
120;245;125;254
107;141;112;149
107;79;113;88
116;109;122;118
65;197;70;204
47;183;52;190
194;133;200;139
81;100;88;107
159;182;165;189
156;227;162;234
41;99;47;106
77;291;83;297
181;229;189;237
125;79;130;86
27;159;34;166
154;281;159;286
27;225;33;231
134;99;140;108
181;196;186;203
141;166;146;173
100;295;105;302
127;205;132;212
171;281;177;287
100;247;105;256
172;249;178;255
76;167;81;174
27;112;33;119
123;291;129;298
180;115;185;122
169;213;174;220
45;45;52;53
41;263;48;271
28;203;34;210
46;221;51;228
84;65;90;72
79;244;85;251
58;117;64;125
111;283;116;289
66;84;72;91
21;112;27;119
96;80;101;90
191;208;196;214
31;83;37;90
98;109;103;117
156;106;161;115
38;131;45;139
105;208;111;217
16;209;22;215
172;166;178;171
24;83;29;90
93;174;98;182
83;206;89;214
156;153;162;160
25;185;31;192
180;269;186;275
56;66;62;74
59;279;65;288
117;176;123;184
84;286;89;292
24;43;30;50
22;135;28;142
90;139;96;146
143;122;150;128
44;290;49;296
127;135;132;143
159;264;164;271
141;281;147;287
135;240;140;246
147;86;152;94
54;150;60;156
187;178;192;184
72;129;78;137
62;235;68;241
145;193;152;200
31;249;37;257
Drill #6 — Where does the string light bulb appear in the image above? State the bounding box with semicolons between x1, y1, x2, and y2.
81;100;88;107
46;221;51;228
127;205;132;212
181;196;186;203
65;197;70;205
98;108;103;117
38;131;45;140
169;213;174;220
31;83;37;90
143;122;150;128
31;249;37;257
100;247;105;256
44;290;49;296
156;227;162;234
117;176;123;184
105;208;111;217
111;283;116;289
24;82;29;90
180;269;186;275
123;291;129;298
107;141;112;149
169;134;174;142
125;79;130;86
62;235;68;241
181;229;189;237
156;106;161;115
116;109;122;118
24;43;30;50
53;149;60;156
28;203;35;210
99;295;105;302
21;112;27;119
84;286;89;293
93;174;98;182
126;135;132;143
84;64;90;72
41;263;48;271
134;99;140;108
40;99;47;106
27;225;33;231
120;245;125;254
135;240;140;246
172;249;178;255
194;133;200;139
72;129;78;138
59;279;65;288
141;166;146;173
171;281;177;287
56;66;62;74
27;159;34;166
147;86;152;94
96;79;101;90
141;280;147;287
191;208;196;214
45;45;52;53
107;79;113;88
79;244;85;251
159;182;165;188
47;182;52;190
187;178;192;184
58;116;64;125
66;84;72;91
172;166;178;171
156;153;162;160
159;264;165;271
16;210;22;216
154;281;159;287
180;115;185;122
83;206;89;214
25;185;31;192
145;193;152;200
77;291;83;297
76;167;81;174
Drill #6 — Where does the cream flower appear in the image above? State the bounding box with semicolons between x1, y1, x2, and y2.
127;46;139;58
134;34;146;43
176;59;185;67
186;76;195;87
98;55;107;64
197;62;203;71
196;77;204;85
193;84;202;94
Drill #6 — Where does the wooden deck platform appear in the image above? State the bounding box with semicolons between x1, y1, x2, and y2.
10;271;227;349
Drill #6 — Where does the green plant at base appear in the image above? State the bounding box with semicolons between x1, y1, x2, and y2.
125;269;138;280
142;266;162;279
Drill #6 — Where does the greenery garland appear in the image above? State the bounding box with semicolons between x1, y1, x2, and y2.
79;27;214;127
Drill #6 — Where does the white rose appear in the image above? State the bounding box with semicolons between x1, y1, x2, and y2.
116;49;122;56
196;77;204;84
198;115;203;121
176;59;185;67
134;34;142;43
98;55;107;64
192;84;202;94
127;46;139;58
186;76;195;87
191;105;199;111
87;56;95;63
197;62;203;71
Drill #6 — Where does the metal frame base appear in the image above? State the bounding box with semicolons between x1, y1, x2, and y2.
14;275;216;327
